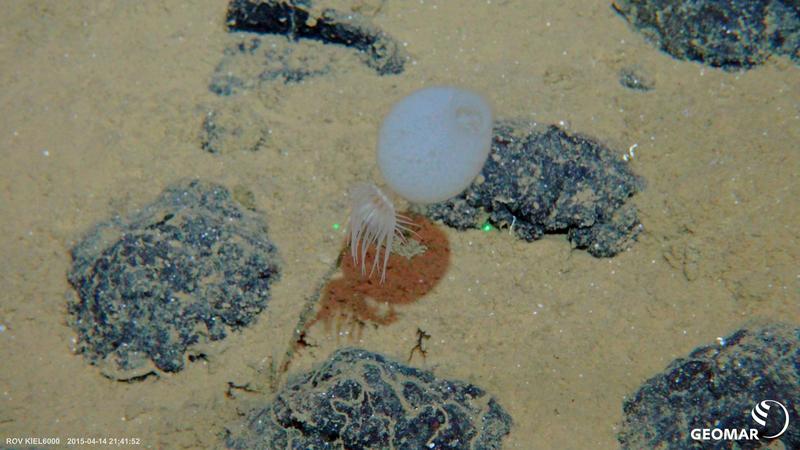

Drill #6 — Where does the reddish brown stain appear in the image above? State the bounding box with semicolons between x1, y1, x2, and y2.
308;213;450;334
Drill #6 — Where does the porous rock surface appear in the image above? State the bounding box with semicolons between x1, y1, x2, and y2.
619;324;799;449
420;120;644;257
226;348;513;449
614;0;800;70
67;180;281;380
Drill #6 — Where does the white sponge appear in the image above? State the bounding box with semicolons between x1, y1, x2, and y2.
377;86;493;204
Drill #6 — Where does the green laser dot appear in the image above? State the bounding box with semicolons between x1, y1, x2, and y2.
332;223;341;230
481;223;493;232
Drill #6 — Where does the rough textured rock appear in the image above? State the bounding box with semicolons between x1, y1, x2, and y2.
619;324;799;449
418;120;643;257
67;180;281;380
613;0;800;70
226;348;513;449
226;0;407;75
205;0;407;154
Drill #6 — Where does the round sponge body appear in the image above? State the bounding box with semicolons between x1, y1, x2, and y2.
377;86;493;204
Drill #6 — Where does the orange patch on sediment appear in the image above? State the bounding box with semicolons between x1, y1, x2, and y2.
309;213;450;331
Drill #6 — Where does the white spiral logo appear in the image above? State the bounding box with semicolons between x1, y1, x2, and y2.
751;400;790;439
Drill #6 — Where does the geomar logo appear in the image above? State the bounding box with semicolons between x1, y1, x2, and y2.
751;399;790;439
690;399;790;442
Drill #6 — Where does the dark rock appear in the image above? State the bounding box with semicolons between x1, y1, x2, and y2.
207;1;407;154
67;180;281;380
226;348;512;449
619;324;799;449
613;0;800;70
226;0;407;75
418;120;644;257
